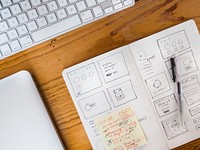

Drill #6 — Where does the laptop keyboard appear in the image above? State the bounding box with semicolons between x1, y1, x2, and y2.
0;0;134;60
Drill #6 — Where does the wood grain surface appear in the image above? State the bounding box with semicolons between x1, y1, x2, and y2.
1;0;200;149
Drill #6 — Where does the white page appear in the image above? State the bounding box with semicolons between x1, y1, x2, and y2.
63;46;168;150
129;20;200;149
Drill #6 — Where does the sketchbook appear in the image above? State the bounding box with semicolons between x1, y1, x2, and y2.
62;20;200;150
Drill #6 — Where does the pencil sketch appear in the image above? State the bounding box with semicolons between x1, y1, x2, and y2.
133;144;147;150
68;63;102;97
182;75;200;105
189;104;200;116
193;117;200;124
145;72;171;98
154;94;178;117
137;51;156;76
98;52;129;83
161;115;188;140
165;51;198;78
78;91;111;119
157;30;190;59
89;120;99;137
196;124;200;131
107;80;137;107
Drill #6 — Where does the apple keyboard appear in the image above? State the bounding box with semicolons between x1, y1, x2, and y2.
0;0;135;60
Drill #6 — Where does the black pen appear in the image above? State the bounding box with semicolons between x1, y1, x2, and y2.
170;57;183;123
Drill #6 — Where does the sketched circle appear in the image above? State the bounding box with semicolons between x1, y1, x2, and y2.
73;77;80;84
89;71;94;77
172;41;177;47
183;57;191;65
81;74;87;80
153;79;162;88
165;43;170;50
178;39;183;44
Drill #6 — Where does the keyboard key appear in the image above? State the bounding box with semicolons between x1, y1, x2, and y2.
56;9;67;19
76;1;87;11
114;3;122;9
124;0;133;6
37;5;48;15
19;35;33;47
47;1;58;12
68;0;77;3
80;10;93;22
27;9;38;20
12;0;21;3
7;29;18;40
20;1;31;11
0;21;9;32
104;7;113;14
27;21;38;31
0;44;11;56
1;8;12;19
47;13;57;23
17;13;28;24
97;0;106;3
8;17;19;28
17;25;28;36
10;40;21;52
30;0;41;7
0;33;9;44
57;0;68;7
112;0;121;5
86;0;96;7
32;15;81;42
10;4;22;15
66;5;77;15
93;6;103;18
37;17;48;27
1;0;12;7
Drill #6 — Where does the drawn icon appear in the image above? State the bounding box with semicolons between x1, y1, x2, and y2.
113;88;125;101
153;79;162;89
85;103;96;111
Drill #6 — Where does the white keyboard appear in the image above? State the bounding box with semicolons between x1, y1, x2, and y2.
0;0;134;60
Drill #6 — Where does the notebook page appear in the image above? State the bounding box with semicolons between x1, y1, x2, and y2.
62;46;168;150
129;20;200;149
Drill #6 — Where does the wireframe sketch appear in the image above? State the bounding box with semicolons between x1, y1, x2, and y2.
89;120;100;137
158;30;190;59
145;72;171;97
189;104;200;116
68;63;102;97
182;75;200;105
165;51;198;79
98;52;129;83
78;92;111;119
107;80;137;107
161;115;188;140
154;94;178;117
137;51;156;76
193;117;200;124
196;124;200;131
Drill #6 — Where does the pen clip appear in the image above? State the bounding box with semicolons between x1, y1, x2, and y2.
170;57;176;82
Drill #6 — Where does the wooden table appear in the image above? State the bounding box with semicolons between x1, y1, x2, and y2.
1;0;200;149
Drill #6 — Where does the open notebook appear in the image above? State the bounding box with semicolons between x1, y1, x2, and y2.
63;20;200;150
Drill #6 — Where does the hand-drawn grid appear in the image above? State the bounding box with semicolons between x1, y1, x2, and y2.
161;115;188;140
154;94;178;118
98;52;129;83
157;30;190;59
165;51;198;78
107;80;137;107
145;72;171;98
189;104;200;116
182;75;200;106
67;63;102;97
78;91;111;119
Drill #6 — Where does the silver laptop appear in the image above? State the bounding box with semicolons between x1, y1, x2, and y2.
0;71;64;150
